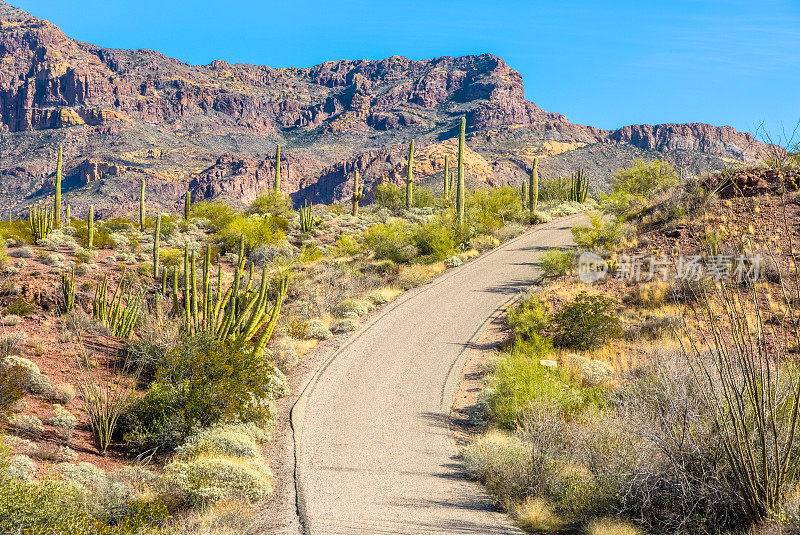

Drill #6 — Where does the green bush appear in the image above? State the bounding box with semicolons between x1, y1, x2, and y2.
571;213;624;253
4;297;35;317
540;249;574;278
0;356;52;396
192;200;236;230
123;335;276;456
248;191;293;218
464;187;525;235
332;233;362;257
216;213;287;254
539;176;572;203
165;456;272;507
0;220;33;244
507;295;548;341
610;158;679;198
364;221;418;263
373;183;406;213
0;366;24;418
550;292;621;351
175;423;269;461
413;219;457;261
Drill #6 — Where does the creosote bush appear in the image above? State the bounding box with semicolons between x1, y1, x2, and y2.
550;292;621;351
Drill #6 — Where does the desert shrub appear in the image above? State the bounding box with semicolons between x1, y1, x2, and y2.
462;431;536;504
444;255;462;268
610;158;679;198
395;264;430;290
626;281;670;309
514;497;564;533
333;299;370;318
174;423;269;461
6;454;36;481
331;233;362;257
539;176;572;203
507;294;548;342
248;191;293;218
191;200;236;230
469;234;499;252
0;356;52;396
249;241;298;266
11;414;44;438
364;220;417;263
269;337;298;372
373;183;406;213
412;187;437;208
571;213;625;253
4;296;35;317
0;314;21;327
303;319;332;340
465;187;525;234
38;229;78;251
486;352;605;429
586;518;642;535
0;366;24;418
47;404;77;442
0;219;33;244
550;292;621;350
123;335;276;456
332;318;359;333
540;248;573;278
165;456;272;507
216;213;286;254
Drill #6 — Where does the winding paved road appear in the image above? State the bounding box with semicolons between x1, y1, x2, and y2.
291;215;585;534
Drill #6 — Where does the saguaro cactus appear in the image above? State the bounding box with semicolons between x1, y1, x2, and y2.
184;191;191;220
529;158;539;220
66;204;71;223
352;170;364;216
87;205;94;248
54;146;62;229
521;181;528;209
443;154;450;198
191;250;198;332
139;179;146;231
274;145;281;193
153;213;161;278
457;117;466;226
405;140;414;210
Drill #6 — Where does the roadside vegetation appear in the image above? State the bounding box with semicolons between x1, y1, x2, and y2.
0;132;595;533
464;151;800;534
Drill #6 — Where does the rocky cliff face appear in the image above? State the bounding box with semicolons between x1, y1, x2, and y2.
0;0;769;215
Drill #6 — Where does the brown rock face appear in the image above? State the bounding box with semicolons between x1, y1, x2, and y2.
0;0;771;214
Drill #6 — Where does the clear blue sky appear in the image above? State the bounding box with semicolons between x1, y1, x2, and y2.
14;0;800;142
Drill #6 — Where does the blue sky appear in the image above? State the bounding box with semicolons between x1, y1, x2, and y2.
14;0;800;142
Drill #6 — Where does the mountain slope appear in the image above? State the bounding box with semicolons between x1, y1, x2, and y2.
0;1;767;216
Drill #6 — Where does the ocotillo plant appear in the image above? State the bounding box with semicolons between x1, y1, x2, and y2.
152;213;161;279
405;140;414;209
54;146;62;229
87;205;94;248
139;179;146;231
299;201;314;233
351;170;365;216
443;154;450;198
28;204;53;245
60;266;75;313
92;269;143;339
274;145;281;193
529;158;539;220
570;168;589;203
457;117;466;226
184;191;191;220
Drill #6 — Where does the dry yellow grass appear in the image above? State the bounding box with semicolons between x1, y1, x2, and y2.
585;517;642;535
175;499;257;534
292;338;319;358
513;497;562;533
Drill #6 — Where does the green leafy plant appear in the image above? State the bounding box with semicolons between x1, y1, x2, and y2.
549;292;621;350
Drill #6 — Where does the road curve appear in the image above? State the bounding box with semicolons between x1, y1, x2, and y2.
291;214;585;534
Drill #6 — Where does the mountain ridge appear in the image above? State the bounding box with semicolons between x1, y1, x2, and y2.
0;0;767;215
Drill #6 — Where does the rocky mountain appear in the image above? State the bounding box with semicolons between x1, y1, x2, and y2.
0;1;768;217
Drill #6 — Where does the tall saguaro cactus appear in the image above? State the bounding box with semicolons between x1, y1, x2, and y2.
54;146;62;229
139;179;146;231
529;158;539;221
66;204;71;223
405;140;414;210
274;145;281;193
457;117;466;226
184;191;191;220
352;170;364;216
153;213;161;278
87;205;94;248
443;154;450;198
521;181;528;209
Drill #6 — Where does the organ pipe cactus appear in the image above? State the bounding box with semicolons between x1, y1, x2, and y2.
274;145;281;193
139;179;146;231
54;146;62;229
529;158;539;220
570;168;589;203
457;117;466;226
299;201;314;233
92;269;143;339
405;140;414;210
60;266;75;313
88;205;94;248
28;204;53;245
352;170;364;216
152;213;161;279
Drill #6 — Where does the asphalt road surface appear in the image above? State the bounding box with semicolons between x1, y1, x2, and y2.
292;214;585;534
